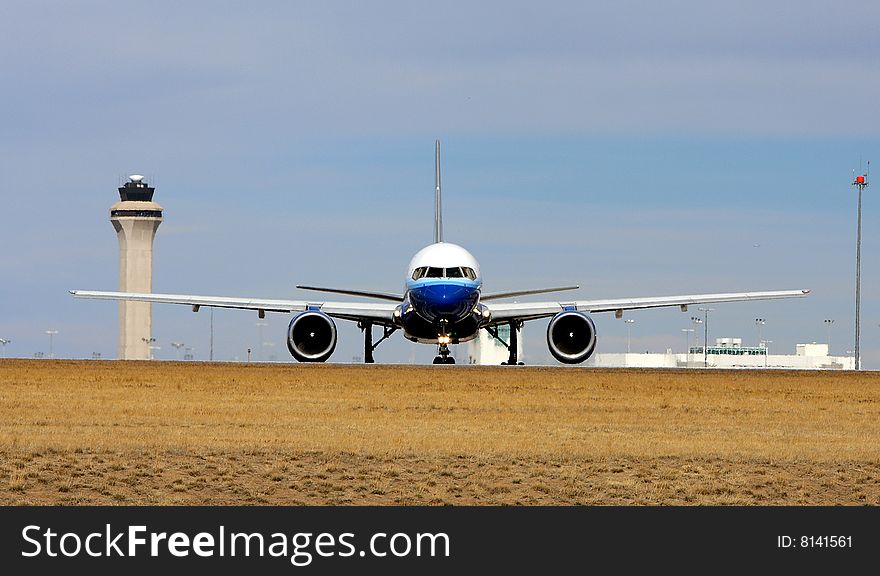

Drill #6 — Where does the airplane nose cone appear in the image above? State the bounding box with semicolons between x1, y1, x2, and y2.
410;282;479;321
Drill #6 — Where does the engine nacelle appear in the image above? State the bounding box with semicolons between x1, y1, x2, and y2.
287;310;337;362
547;310;597;364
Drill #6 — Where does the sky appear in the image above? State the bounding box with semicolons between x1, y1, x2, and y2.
1;1;878;367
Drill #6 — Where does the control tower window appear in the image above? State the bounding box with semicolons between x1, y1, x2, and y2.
446;267;464;278
426;267;443;278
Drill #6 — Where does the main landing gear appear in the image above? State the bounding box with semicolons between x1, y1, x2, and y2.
486;321;524;365
359;321;397;364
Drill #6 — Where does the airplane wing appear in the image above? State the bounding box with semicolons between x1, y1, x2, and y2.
295;285;404;302
69;290;398;325
485;289;811;324
481;285;579;301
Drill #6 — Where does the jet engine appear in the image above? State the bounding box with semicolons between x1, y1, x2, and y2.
547;310;597;364
287;310;337;362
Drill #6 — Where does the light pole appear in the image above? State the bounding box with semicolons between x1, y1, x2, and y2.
691;316;704;363
45;330;58;359
824;319;834;352
256;321;268;361
0;338;11;358
681;329;694;367
852;164;869;370
624;319;635;353
171;342;185;360
698;308;714;368
142;337;156;360
755;318;765;348
149;345;160;361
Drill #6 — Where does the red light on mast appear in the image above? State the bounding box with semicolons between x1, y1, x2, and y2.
856;175;866;184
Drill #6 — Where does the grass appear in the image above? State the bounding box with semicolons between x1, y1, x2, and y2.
0;359;879;504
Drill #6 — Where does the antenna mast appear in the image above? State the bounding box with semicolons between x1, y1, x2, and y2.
852;161;869;370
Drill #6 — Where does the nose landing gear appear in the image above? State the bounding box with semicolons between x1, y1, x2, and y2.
433;321;455;364
433;343;455;364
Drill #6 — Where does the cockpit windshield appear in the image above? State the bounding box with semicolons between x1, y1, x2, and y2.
411;266;478;280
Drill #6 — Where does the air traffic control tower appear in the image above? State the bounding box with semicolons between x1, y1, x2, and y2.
111;175;162;359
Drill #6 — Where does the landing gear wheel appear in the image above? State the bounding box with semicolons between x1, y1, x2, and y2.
434;341;455;365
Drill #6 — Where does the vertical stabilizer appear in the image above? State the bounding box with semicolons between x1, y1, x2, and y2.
434;139;443;243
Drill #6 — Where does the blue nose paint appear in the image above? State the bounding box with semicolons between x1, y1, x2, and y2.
407;279;480;322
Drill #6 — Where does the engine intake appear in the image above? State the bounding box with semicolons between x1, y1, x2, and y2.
287;310;337;362
547;310;597;364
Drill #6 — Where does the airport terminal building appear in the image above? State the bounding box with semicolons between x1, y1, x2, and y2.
460;333;854;369
586;338;855;370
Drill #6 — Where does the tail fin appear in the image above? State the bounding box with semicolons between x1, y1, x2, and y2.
434;139;443;243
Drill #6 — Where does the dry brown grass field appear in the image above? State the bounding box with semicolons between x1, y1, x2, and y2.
1;359;879;505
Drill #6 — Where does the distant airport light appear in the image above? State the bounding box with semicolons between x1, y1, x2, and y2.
755;318;766;348
624;319;635;353
824;319;834;352
691;316;704;355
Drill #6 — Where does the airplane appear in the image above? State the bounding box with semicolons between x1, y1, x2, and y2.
71;141;810;365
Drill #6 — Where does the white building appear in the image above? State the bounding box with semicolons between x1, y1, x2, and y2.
587;337;855;370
